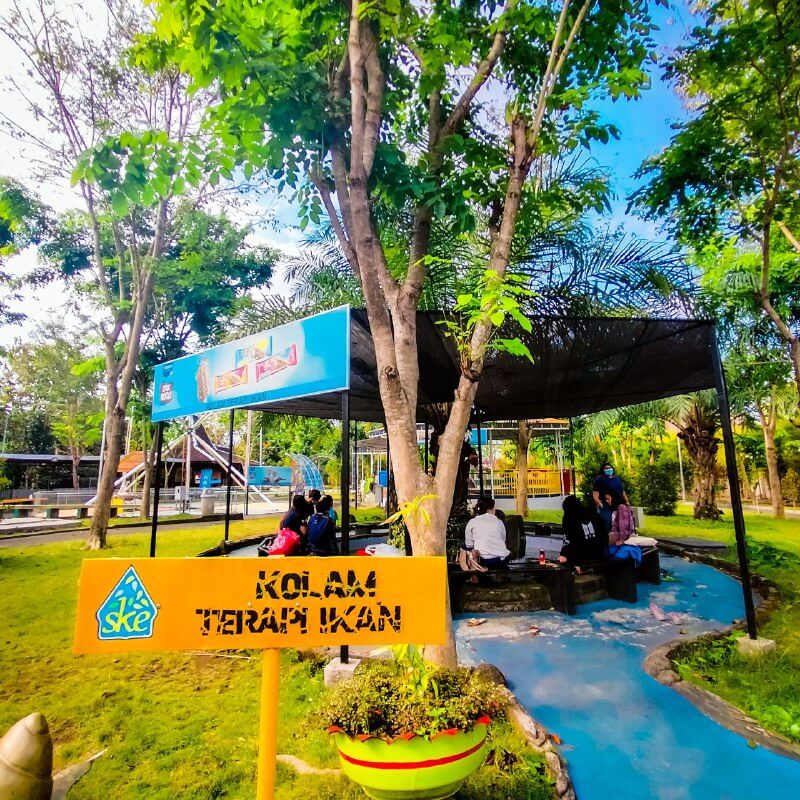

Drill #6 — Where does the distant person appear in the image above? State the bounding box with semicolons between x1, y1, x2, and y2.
307;495;339;556
309;488;338;524
464;496;510;569
558;495;606;565
608;491;636;545
592;462;630;532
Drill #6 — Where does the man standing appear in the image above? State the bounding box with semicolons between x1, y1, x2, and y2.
592;462;630;533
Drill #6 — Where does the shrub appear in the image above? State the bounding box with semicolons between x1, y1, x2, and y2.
636;460;679;516
312;654;507;740
783;468;800;506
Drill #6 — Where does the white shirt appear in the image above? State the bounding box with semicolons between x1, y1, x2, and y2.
465;513;510;559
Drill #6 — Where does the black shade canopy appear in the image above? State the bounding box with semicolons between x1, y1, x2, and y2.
247;310;717;422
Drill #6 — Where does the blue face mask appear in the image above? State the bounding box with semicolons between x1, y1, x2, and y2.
604;468;614;477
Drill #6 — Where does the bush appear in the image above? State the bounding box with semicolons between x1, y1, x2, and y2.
636;460;679;516
312;655;508;740
783;468;800;506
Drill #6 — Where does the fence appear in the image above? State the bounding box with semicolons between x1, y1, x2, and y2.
484;469;563;497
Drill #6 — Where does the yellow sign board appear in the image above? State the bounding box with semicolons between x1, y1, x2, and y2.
74;556;447;654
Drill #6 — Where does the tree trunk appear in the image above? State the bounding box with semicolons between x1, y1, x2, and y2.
758;406;784;519
791;338;800;404
87;384;125;549
678;402;721;520
71;454;80;491
515;420;531;516
737;451;754;502
139;417;153;519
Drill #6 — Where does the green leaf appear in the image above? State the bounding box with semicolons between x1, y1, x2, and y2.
111;193;129;217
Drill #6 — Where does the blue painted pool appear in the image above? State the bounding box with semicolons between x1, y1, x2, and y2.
455;556;800;800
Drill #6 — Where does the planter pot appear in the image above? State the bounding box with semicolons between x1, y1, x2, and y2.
329;717;490;800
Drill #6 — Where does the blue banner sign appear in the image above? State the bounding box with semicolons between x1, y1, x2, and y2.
152;307;350;422
469;429;489;446
248;466;293;487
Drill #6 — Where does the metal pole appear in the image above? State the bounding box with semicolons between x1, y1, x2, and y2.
385;434;391;517
340;392;351;665
224;409;235;543
256;648;281;800
488;426;495;496
476;410;484;496
259;427;263;465
353;419;358;510
568;418;577;495
244;410;253;517
1;402;10;455
677;436;687;502
183;425;192;513
149;421;164;558
711;329;757;639
424;415;429;473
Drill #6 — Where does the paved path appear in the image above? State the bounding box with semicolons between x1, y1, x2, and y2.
0;519;229;548
457;557;800;800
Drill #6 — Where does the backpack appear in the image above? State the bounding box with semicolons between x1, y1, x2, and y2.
307;513;335;555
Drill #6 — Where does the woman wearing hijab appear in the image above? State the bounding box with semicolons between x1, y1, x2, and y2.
607;490;636;545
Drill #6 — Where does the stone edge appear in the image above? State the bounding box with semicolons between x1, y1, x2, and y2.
475;663;576;799
645;541;800;762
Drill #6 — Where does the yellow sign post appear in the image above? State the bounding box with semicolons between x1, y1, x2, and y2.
74;557;447;798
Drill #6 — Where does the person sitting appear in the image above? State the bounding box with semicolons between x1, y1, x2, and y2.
307;495;339;556
608;491;636;545
464;495;511;569
280;495;311;552
309;488;339;525
557;495;606;565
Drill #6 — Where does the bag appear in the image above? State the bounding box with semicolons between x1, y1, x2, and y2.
307;513;334;554
607;543;642;567
268;528;301;556
457;548;488;573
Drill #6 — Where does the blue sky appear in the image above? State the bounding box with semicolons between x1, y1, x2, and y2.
261;2;698;248
586;1;694;237
0;0;698;345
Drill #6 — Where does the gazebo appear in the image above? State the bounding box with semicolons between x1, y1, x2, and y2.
148;305;757;639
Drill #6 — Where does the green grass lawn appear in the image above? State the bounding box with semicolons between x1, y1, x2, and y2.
0;517;550;799
530;502;800;556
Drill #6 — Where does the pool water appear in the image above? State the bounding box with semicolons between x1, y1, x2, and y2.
455;556;800;800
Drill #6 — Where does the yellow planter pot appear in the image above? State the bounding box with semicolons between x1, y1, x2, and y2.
329;718;490;800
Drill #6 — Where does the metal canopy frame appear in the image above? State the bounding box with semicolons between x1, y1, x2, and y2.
147;309;757;640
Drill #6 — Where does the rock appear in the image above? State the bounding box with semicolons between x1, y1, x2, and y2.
736;637;776;657
556;774;571;795
276;754;341;777
657;669;679;686
51;751;105;800
545;750;562;775
0;713;53;800
474;663;507;686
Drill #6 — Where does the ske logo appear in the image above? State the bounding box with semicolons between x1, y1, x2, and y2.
96;566;158;640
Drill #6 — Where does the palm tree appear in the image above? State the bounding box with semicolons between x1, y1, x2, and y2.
587;392;721;519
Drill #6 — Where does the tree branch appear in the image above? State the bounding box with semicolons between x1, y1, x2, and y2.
778;221;800;254
438;0;517;143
